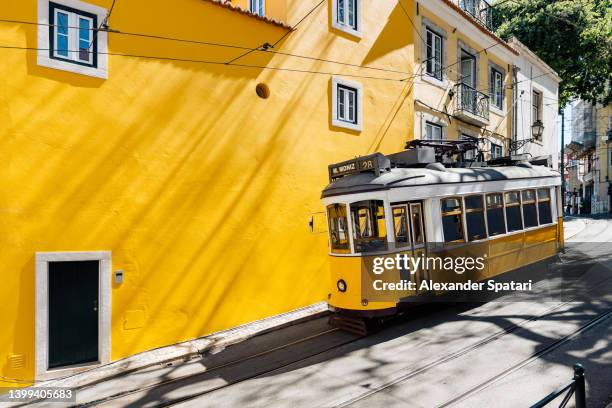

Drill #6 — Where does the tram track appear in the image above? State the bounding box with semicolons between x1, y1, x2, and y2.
331;262;612;408
78;324;360;407
330;301;609;407
115;271;612;407
84;239;612;407
162;301;605;407
436;308;612;407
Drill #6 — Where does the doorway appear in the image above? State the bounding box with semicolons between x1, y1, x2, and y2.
48;260;99;368
35;251;111;379
391;201;428;291
460;49;477;114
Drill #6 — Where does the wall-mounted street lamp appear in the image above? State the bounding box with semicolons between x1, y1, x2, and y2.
532;119;544;140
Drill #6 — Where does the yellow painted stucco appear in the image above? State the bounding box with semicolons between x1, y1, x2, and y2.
0;0;416;385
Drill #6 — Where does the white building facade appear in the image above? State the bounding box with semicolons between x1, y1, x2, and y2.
509;38;561;170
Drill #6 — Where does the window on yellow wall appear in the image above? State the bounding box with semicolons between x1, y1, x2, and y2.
37;0;108;79
489;67;504;110
332;76;362;131
425;121;443;140
50;3;97;67
425;28;443;80
332;0;361;37
249;0;265;16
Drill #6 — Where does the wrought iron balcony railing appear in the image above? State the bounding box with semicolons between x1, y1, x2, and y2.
457;0;495;31
456;83;490;122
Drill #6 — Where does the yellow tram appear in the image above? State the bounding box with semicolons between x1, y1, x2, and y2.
321;145;563;332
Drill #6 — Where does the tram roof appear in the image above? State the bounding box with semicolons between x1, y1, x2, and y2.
321;164;561;198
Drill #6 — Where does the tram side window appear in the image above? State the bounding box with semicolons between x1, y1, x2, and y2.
327;204;350;254
522;189;538;228
350;200;388;252
486;193;506;236
465;195;486;241
504;191;523;232
392;206;410;248
441;197;464;243
537;188;553;224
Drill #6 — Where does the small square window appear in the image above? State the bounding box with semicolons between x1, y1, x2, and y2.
38;0;108;78
332;0;361;37
425;121;443;140
50;3;97;67
332;77;362;131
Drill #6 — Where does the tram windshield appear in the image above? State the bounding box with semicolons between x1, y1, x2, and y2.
350;200;388;253
326;204;350;254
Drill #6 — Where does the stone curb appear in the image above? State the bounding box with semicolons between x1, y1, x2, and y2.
30;302;329;391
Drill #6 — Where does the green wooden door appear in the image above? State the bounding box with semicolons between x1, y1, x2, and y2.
48;260;99;369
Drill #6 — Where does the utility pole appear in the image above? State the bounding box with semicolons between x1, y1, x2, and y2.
560;108;565;207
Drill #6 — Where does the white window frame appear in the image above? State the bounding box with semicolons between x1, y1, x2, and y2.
249;0;265;16
461;133;478;160
35;251;111;380
489;67;504;111
491;142;502;159
425;28;443;81
332;76;362;131
51;8;95;65
532;89;542;122
37;0;108;79
425;121;443;140
331;0;362;38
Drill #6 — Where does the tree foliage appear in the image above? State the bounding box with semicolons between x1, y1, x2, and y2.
494;0;612;107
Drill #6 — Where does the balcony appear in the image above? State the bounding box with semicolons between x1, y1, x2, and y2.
456;0;495;32
454;83;490;126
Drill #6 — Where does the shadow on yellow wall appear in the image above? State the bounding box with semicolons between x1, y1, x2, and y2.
0;0;415;386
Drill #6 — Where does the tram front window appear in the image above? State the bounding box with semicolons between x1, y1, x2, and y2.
327;204;350;254
350;200;388;253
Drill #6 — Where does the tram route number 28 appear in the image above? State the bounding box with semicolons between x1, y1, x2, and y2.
329;157;378;179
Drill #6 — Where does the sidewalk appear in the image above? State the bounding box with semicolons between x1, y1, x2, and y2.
563;216;587;240
13;302;327;406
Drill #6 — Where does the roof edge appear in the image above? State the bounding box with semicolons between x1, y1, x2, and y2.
508;37;562;82
202;0;292;30
440;0;519;56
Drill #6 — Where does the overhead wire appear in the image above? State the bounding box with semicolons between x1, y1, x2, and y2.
0;44;407;82
227;0;325;64
0;18;413;76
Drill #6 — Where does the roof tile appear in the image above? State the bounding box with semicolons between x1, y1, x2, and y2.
202;0;292;30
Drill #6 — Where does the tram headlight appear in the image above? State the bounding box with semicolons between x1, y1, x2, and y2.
337;279;347;292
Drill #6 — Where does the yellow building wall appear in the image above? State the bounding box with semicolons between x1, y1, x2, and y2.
412;4;513;152
0;0;415;386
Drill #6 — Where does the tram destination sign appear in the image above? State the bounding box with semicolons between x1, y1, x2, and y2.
328;153;390;182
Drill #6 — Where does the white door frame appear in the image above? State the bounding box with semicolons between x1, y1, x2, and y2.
35;251;111;380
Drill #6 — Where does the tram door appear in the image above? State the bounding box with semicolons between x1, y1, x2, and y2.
391;202;427;293
409;203;427;292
